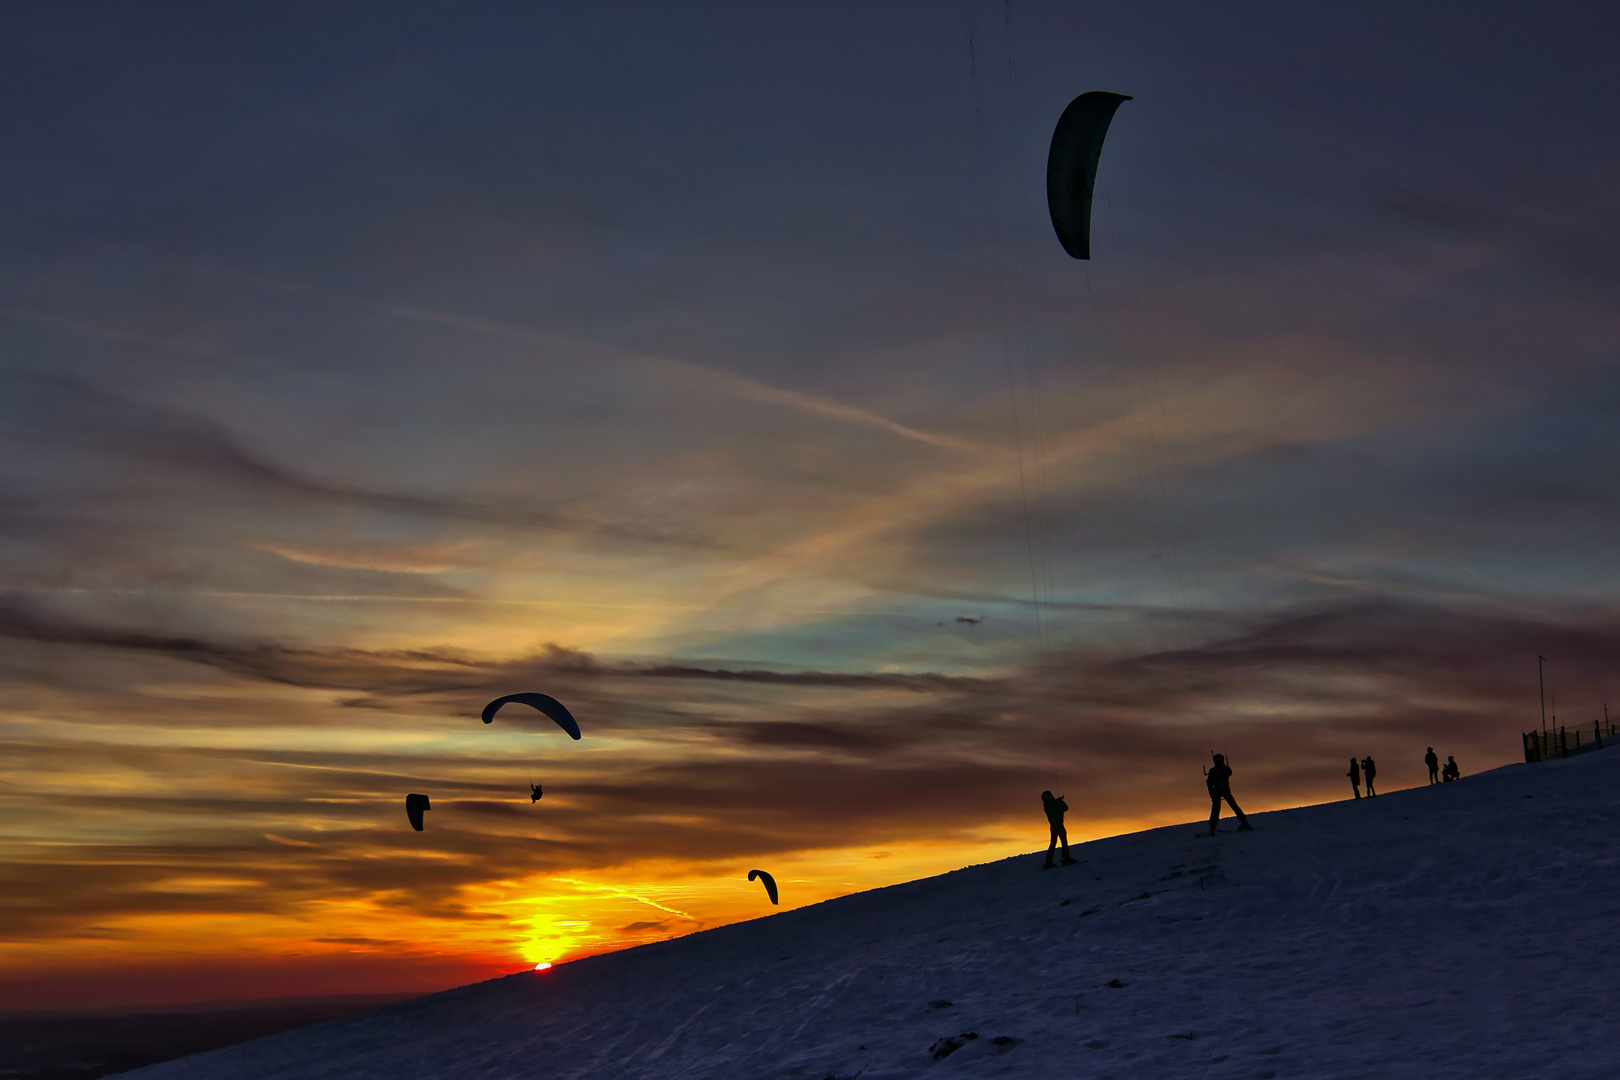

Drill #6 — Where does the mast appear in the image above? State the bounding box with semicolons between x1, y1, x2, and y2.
1539;655;1548;747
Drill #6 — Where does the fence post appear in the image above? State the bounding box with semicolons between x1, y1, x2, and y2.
1598;719;1603;750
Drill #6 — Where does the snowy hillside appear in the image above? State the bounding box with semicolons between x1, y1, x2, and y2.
126;749;1620;1079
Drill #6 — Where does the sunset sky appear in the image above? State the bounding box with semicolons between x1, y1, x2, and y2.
3;1;1619;1012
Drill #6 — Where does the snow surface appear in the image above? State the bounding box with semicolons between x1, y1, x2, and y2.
125;749;1620;1079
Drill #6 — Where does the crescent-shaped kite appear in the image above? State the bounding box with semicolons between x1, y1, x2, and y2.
480;693;582;739
1046;91;1131;259
748;868;779;905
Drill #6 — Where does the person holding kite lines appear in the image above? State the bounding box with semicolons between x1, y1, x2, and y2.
1041;790;1078;869
1204;753;1253;836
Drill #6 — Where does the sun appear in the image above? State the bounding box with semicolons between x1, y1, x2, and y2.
533;962;553;971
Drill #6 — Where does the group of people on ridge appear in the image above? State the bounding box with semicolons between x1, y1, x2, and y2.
1345;750;1462;799
1042;743;1469;868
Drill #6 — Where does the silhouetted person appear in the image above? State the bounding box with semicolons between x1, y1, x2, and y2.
1042;790;1078;868
1347;757;1362;799
1425;747;1440;785
530;783;543;803
1443;756;1460;782
1205;754;1252;835
1362;755;1377;797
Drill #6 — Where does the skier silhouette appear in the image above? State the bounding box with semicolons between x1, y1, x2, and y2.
1042;790;1078;868
1362;755;1377;797
1204;754;1252;836
1425;747;1440;785
1443;756;1460;782
1346;757;1361;799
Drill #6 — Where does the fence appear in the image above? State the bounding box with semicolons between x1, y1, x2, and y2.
1523;720;1619;763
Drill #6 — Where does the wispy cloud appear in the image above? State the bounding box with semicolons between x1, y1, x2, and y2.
0;372;709;545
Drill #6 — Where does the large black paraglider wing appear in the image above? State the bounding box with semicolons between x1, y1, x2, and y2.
405;793;431;832
480;693;582;739
747;868;779;905
1046;91;1131;259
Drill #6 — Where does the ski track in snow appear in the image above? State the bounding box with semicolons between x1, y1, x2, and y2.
123;749;1620;1079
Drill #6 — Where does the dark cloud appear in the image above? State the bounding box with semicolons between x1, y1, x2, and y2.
637;665;1001;694
0;597;1002;706
0;373;711;547
718;720;916;753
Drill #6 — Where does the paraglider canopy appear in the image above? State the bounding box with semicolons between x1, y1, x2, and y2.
747;868;779;905
405;793;431;832
481;693;581;739
1046;91;1131;259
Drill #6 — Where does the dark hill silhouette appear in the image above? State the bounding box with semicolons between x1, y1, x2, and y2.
0;995;418;1080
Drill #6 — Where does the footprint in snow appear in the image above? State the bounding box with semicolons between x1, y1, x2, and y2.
929;1032;979;1060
